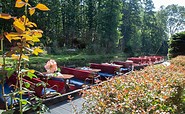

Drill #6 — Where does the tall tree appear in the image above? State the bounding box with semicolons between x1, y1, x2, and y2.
85;0;98;53
164;5;185;37
154;7;168;55
1;0;170;56
141;0;157;54
61;0;81;48
121;0;142;55
96;0;123;53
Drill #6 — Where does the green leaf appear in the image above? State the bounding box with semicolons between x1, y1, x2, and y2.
36;82;46;87
20;99;30;105
5;67;15;78
24;82;30;88
2;110;14;114
57;68;61;72
22;104;31;112
0;110;5;114
0;73;4;78
21;69;28;73
27;72;37;79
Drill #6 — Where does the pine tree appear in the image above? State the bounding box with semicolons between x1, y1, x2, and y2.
141;0;157;54
121;0;142;55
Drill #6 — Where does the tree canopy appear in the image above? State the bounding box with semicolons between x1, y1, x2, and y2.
1;0;184;56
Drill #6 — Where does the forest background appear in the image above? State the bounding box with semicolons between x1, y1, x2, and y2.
1;0;185;57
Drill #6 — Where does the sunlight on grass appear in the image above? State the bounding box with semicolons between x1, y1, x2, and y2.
0;56;13;65
0;53;127;71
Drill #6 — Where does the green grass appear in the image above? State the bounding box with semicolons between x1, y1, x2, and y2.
2;53;126;71
29;53;127;71
0;53;128;71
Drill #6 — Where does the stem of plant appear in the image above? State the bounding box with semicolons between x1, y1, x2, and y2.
1;29;8;110
18;3;28;114
17;46;23;114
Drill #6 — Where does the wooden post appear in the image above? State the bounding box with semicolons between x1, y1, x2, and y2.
0;38;3;52
0;2;3;52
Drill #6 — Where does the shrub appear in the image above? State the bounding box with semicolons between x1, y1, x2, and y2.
0;0;50;113
168;31;185;59
170;56;185;68
82;56;185;114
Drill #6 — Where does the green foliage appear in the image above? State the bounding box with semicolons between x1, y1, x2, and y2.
94;0;123;53
120;0;168;56
121;0;142;54
168;31;185;58
22;96;50;113
0;0;50;113
1;0;124;54
82;56;185;113
1;0;172;56
1;110;14;114
141;0;160;54
164;5;185;36
28;53;127;71
4;67;14;78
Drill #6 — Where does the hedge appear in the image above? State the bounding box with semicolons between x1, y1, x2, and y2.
82;56;185;114
168;31;185;59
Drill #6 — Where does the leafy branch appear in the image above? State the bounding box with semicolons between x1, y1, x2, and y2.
0;0;49;113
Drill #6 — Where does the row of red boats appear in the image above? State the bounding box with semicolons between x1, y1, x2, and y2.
0;55;164;109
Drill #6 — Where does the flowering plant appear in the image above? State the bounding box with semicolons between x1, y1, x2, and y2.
44;59;58;73
0;0;50;113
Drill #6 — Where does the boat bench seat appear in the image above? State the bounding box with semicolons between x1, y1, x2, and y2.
23;77;57;98
154;56;164;62
90;63;119;74
150;57;157;63
98;72;114;78
119;67;131;73
60;67;94;88
70;77;91;88
113;61;133;73
90;63;119;79
47;79;66;93
113;61;133;67
128;58;143;64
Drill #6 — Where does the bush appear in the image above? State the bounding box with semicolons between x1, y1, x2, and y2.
82;56;185;114
170;56;185;68
168;31;185;59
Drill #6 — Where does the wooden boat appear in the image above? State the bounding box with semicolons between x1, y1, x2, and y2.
89;63;120;79
0;55;165;110
60;66;95;89
114;56;164;70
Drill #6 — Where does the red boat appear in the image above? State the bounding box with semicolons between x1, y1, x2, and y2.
0;55;165;110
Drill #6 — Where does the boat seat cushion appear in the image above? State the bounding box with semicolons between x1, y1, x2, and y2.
0;83;15;106
51;77;65;82
41;88;56;95
98;72;114;78
69;78;90;88
120;67;131;72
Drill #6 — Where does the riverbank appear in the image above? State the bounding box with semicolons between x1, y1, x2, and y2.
28;53;128;72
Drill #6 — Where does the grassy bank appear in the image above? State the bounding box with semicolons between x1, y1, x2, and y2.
28;53;128;72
